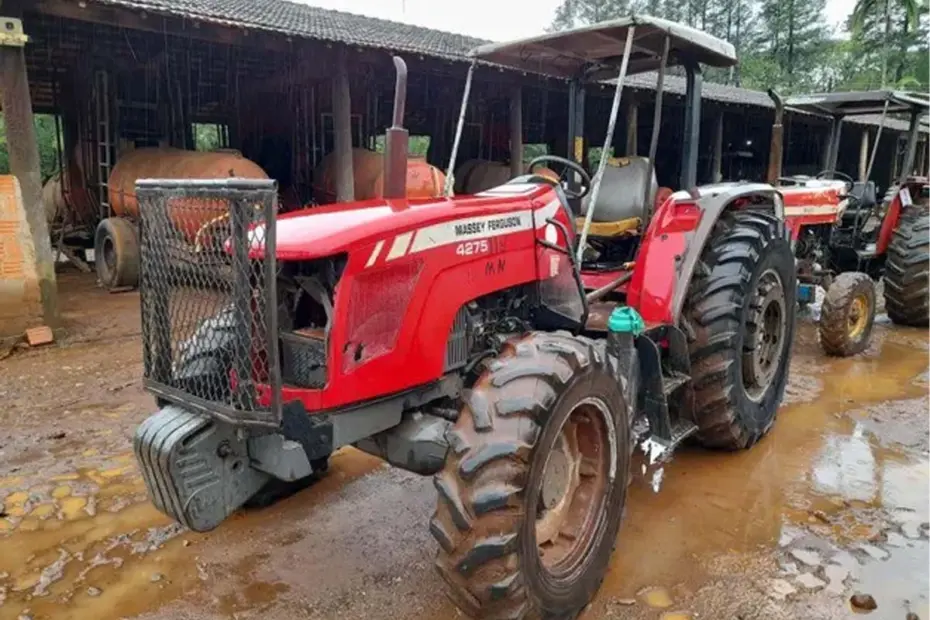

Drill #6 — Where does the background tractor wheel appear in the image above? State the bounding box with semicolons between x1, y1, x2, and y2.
682;211;796;450
883;206;929;326
818;272;876;357
94;217;140;291
431;332;631;620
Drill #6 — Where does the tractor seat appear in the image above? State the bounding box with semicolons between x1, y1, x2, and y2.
841;181;877;224
575;157;658;238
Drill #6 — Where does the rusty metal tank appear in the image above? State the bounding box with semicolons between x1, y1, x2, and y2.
454;160;513;195
108;147;269;241
454;159;558;195
312;148;445;204
41;171;67;225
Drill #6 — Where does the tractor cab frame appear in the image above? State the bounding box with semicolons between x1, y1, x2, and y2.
446;16;745;303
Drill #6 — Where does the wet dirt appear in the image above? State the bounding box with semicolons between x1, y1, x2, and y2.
0;270;927;620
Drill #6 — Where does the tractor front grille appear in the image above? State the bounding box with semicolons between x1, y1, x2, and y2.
136;178;282;427
280;328;327;389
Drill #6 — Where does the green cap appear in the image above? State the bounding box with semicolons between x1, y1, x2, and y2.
607;306;645;336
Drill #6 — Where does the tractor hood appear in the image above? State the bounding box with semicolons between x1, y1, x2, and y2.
250;184;551;261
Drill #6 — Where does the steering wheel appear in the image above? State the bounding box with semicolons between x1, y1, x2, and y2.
815;170;855;193
527;155;592;200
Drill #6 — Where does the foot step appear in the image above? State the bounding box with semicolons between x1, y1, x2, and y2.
640;419;698;465
662;371;690;396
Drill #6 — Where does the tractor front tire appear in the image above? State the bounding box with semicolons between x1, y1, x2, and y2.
94;217;140;291
883;206;930;326
431;332;631;620
819;272;876;357
683;211;796;450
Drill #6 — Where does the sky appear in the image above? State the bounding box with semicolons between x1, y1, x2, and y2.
299;0;858;42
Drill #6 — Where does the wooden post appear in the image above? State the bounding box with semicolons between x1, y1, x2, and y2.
509;86;523;177
0;13;59;326
332;47;354;202
858;129;870;181
624;99;638;156
712;110;724;183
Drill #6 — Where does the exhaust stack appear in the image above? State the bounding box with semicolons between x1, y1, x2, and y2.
766;89;785;184
383;56;409;199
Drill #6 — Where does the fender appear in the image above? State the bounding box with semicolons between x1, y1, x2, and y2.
875;185;907;255
627;183;784;326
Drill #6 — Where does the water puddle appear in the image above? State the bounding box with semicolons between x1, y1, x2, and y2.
585;327;929;618
0;446;382;619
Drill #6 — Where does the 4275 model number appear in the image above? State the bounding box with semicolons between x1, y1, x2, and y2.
455;240;489;256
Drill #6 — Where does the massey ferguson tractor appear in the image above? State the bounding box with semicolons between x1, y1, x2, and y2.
133;17;795;620
767;90;929;357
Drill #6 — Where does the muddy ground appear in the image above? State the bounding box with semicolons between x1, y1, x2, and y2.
0;270;927;620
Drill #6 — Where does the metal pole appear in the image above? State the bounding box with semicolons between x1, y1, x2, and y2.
680;61;703;189
576;25;636;263
863;101;886;182
444;60;476;197
899;109;922;184
641;34;670;225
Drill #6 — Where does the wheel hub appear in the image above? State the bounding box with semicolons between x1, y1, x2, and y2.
848;294;870;340
535;398;613;575
743;268;787;402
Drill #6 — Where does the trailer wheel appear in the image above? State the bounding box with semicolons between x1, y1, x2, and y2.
818;272;876;357
682;211;796;450
431;332;630;620
883;206;930;326
94;217;140;290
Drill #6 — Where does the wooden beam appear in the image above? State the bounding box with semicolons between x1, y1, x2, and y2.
0;17;60;326
332;46;354;202
712;110;724;183
858;129;869;182
509;85;523;177
624;99;638;156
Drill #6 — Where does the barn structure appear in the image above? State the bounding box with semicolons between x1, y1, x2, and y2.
0;0;927;338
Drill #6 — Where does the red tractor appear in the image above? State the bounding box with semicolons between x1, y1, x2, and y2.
133;17;795;620
767;90;929;356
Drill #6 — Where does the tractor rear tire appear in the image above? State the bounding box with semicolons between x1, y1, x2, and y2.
431;332;630;620
682;211;796;450
883;206;930;326
818;272;876;357
94;217;140;291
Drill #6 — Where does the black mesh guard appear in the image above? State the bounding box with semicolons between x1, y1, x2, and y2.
136;178;282;427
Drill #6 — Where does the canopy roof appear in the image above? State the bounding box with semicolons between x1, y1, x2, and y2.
469;15;738;81
785;90;930;118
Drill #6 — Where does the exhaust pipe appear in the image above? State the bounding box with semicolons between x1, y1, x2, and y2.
383;56;409;199
766;89;785;184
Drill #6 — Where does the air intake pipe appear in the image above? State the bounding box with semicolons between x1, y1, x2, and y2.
383;56;409;199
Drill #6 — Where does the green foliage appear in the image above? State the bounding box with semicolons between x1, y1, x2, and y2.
0;113;63;183
548;0;930;94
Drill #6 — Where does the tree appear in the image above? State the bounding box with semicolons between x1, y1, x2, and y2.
0;113;62;183
848;2;929;88
851;0;922;86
